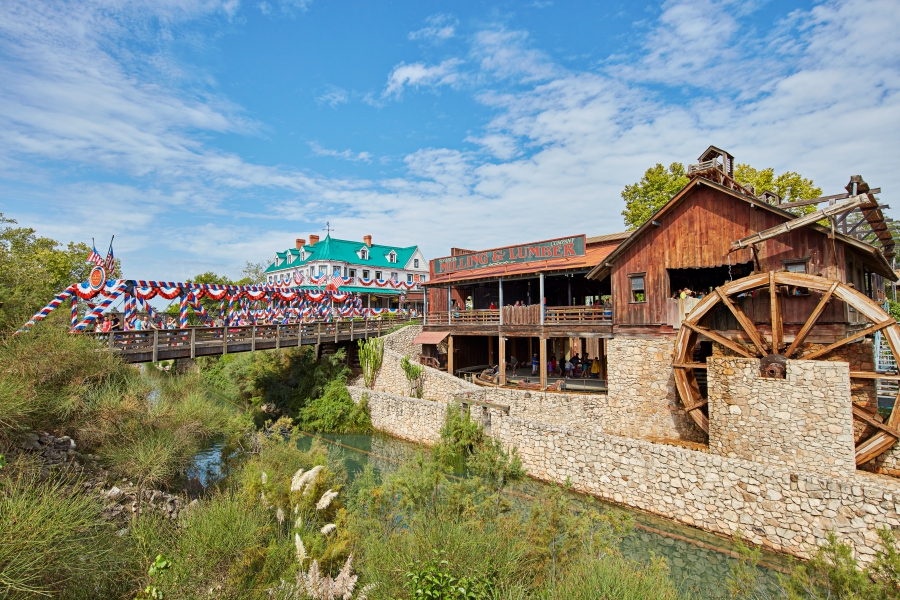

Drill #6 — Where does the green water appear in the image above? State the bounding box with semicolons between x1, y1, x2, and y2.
286;431;790;598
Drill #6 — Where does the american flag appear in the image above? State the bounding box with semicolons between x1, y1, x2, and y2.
104;243;115;273
86;247;104;266
327;275;347;291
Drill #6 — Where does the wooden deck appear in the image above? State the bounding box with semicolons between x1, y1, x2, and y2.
423;305;613;337
83;318;417;364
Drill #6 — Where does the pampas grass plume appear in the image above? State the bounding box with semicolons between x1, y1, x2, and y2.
320;523;336;536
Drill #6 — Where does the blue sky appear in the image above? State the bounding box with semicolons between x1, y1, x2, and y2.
1;0;899;280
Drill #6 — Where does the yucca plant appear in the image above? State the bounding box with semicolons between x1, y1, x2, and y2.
358;338;383;389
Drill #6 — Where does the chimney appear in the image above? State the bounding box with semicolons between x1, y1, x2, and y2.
363;235;372;247
309;234;320;245
295;238;306;249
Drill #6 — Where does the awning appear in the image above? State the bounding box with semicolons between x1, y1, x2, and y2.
412;331;450;345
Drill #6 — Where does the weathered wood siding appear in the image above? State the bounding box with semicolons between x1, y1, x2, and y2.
611;186;851;328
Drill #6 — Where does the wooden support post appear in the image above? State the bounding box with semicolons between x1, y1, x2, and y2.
222;326;228;355
152;328;159;363
108;328;114;352
539;337;547;390
499;336;506;385
276;324;280;350
499;278;504;325
539;273;545;325
190;328;196;359
488;336;494;366
350;320;354;341
448;335;455;377
251;325;256;352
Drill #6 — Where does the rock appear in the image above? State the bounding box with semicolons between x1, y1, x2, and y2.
106;486;124;500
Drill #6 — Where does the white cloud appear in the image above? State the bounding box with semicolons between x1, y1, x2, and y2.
2;0;900;280
408;14;458;42
309;142;372;163
382;58;464;99
315;86;349;108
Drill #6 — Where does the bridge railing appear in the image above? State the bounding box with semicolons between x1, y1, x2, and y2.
79;316;419;361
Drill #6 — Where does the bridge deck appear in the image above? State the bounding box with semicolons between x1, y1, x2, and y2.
84;319;415;363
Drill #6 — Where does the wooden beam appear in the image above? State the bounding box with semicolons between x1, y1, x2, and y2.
769;272;783;354
774;188;880;210
800;320;894;360
683;321;753;358
674;362;708;369
784;281;839;358
716;287;768;356
856;431;897;466
539;337;547;390
852;405;900;438
732;194;873;251
850;372;900;380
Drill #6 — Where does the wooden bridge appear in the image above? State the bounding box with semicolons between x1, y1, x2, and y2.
85;318;417;364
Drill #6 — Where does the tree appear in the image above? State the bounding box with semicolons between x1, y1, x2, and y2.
734;164;822;216
0;215;99;333
620;162;825;229
236;261;266;285
620;163;689;230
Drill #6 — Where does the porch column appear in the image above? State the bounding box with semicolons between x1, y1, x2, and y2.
423;286;428;324
448;335;454;376
498;278;504;325
488;336;494;365
447;286;452;325
539;337;547;390
568;276;572;306
499;336;506;385
539;273;545;325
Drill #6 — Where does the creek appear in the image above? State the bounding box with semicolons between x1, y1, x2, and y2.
189;430;791;598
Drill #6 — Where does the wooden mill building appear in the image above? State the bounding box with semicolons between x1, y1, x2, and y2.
420;146;897;399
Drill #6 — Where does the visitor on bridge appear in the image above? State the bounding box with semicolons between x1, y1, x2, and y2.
509;355;518;375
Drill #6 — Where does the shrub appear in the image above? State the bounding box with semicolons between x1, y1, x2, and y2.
400;355;424;398
541;554;682;600
299;381;373;434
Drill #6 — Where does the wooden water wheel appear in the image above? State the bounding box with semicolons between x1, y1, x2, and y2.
673;271;900;466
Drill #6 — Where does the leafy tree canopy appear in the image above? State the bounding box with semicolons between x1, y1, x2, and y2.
0;214;105;333
620;163;689;230
621;162;825;229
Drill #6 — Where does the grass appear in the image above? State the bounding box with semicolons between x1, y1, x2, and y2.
0;462;129;599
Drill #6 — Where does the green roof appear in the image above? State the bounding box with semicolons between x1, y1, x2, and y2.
265;235;420;274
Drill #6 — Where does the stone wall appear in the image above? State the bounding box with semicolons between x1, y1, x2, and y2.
708;357;856;478
372;327;706;443
606;337;707;443
347;386;444;444
493;416;900;563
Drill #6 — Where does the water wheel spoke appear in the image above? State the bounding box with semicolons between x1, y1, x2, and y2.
856;432;897;466
784;281;838;358
715;287;768;356
682;322;753;358
800;320;894;360
769;272;783;354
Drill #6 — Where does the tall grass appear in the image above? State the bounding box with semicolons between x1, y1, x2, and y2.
0;463;129;599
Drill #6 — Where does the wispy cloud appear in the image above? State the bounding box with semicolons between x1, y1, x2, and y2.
309;142;372;163
1;0;899;281
382;58;464;99
315;86;349;108
408;14;458;42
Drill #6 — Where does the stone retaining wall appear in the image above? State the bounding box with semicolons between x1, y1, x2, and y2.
492;415;900;563
708;357;856;478
374;327;705;442
347;386;444;444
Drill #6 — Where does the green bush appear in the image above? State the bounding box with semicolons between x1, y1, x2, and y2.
299;381;373;434
540;554;682;600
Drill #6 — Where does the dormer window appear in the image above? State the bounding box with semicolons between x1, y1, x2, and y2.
359;247;369;260
300;250;306;261
388;251;397;263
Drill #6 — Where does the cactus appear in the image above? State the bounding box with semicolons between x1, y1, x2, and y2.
359;337;384;389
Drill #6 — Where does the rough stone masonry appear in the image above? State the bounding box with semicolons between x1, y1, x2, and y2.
353;326;900;563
